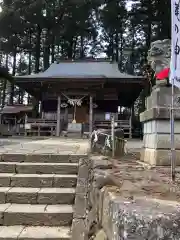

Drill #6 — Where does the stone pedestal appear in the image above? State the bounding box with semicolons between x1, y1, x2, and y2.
140;85;180;166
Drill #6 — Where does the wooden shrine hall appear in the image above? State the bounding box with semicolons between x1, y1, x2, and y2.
14;60;144;137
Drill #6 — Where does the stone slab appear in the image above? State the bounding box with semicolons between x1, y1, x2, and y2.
0;188;10;204
7;187;40;204
143;133;180;149
99;186;180;239
19;226;71;239
53;175;77;188
37;188;75;204
140;107;180;122
146;85;180;109
0;163;16;173
1;154;27;162
0;153;82;163
94;229;107;240
71;218;88;240
25;154;76;163
0;174;14;187
8;174;76;188
0;225;25;239
15;162;78;175
141;148;180;166
10;174;54;188
76;178;89;194
0;204;11;224
2;187;75;204
3;204;73;226
73;194;88;219
143;120;180;134
0;138;88;157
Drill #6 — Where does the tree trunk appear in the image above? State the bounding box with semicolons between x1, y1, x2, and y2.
80;35;84;59
35;25;41;73
1;54;9;108
115;32;119;62
28;30;32;75
32;97;39;118
20;91;24;104
110;34;114;61
0;53;2;65
51;35;55;63
34;26;42;117
18;91;21;104
9;49;17;105
130;23;136;74
1;79;7;109
119;32;123;70
43;29;50;70
72;37;78;59
144;0;152;60
67;38;74;59
5;54;8;68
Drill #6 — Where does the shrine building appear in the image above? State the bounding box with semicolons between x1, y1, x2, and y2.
14;60;144;137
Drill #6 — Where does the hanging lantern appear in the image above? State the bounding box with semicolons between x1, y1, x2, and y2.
61;103;68;108
93;103;98;109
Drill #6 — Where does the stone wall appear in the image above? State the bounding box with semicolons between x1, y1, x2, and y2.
72;154;180;240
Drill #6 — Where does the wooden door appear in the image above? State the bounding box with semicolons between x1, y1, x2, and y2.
75;106;88;123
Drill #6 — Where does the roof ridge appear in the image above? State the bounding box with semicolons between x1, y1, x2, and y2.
55;59;111;63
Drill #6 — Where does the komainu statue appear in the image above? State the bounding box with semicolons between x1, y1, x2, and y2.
147;39;171;74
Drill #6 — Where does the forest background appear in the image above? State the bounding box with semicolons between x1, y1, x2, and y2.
0;0;170;113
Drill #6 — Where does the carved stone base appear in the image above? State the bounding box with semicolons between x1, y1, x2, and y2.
140;84;180;166
141;148;180;166
143;133;180;149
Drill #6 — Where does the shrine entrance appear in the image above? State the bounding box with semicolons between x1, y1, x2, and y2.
75;106;88;123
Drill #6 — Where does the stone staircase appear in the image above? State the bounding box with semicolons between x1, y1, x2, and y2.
0;153;79;239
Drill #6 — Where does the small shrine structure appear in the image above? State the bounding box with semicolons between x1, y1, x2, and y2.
0;104;33;136
14;60;144;137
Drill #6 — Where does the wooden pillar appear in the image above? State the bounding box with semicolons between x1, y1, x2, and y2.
129;107;133;139
89;95;93;137
65;107;68;124
42;111;45;119
56;95;61;137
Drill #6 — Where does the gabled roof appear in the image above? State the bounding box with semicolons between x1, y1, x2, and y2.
15;61;143;80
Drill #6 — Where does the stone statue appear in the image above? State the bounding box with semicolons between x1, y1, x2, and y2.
147;39;171;74
140;39;180;166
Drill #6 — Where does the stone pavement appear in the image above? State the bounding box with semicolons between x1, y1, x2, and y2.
0;137;88;155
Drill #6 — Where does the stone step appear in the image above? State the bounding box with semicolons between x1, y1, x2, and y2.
0;153;85;163
0;226;71;239
0;162;78;174
0;173;77;188
0;187;75;204
0;204;73;226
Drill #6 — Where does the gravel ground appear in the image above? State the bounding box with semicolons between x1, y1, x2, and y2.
111;139;180;202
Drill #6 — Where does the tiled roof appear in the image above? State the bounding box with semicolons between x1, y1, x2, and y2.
15;62;143;79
